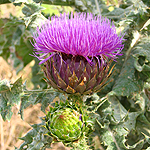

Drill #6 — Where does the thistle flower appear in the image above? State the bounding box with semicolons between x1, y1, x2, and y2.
32;12;124;94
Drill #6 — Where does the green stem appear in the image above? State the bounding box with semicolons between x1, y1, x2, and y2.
23;88;56;94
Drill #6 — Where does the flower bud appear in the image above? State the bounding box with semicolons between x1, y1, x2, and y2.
45;101;93;145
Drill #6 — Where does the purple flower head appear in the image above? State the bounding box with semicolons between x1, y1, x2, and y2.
32;12;124;65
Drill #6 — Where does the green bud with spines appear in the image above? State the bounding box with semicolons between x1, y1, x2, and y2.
45;100;93;147
50;107;82;141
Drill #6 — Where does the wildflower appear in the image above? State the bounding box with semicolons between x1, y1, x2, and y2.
32;12;124;94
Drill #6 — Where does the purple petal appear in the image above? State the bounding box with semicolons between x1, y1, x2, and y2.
32;12;124;67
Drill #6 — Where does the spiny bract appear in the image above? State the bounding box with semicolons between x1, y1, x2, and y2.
43;54;113;94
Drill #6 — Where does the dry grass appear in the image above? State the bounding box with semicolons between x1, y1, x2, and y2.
0;104;44;150
0;56;42;149
0;3;23;18
0;57;70;150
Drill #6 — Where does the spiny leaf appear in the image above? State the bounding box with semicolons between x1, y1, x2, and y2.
22;3;45;16
96;92;149;150
19;88;66;119
0;77;23;121
0;77;66;121
0;17;24;60
133;36;150;80
126;91;149;112
113;55;144;96
17;120;52;150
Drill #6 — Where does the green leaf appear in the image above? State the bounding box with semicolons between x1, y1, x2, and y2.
22;6;33;17
105;7;127;20
33;0;41;3
0;77;23;121
12;25;25;45
125;113;150;149
96;120;128;150
107;92;129;125
0;17;33;68
19;88;66;119
23;11;46;27
0;78;66;121
17;119;52;150
142;0;150;7
21;2;46;27
31;59;47;89
136;113;150;137
11;77;23;104
15;36;33;66
0;18;18;59
133;36;150;79
38;0;99;13
22;3;45;16
126;91;149;112
0;79;10;92
0;0;11;4
113;55;144;96
96;92;148;150
0;33;6;54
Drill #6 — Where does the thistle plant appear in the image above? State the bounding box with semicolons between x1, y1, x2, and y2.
1;0;150;150
31;12;124;148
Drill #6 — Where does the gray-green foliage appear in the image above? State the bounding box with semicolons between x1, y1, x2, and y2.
0;0;150;149
0;77;23;121
15;118;53;150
